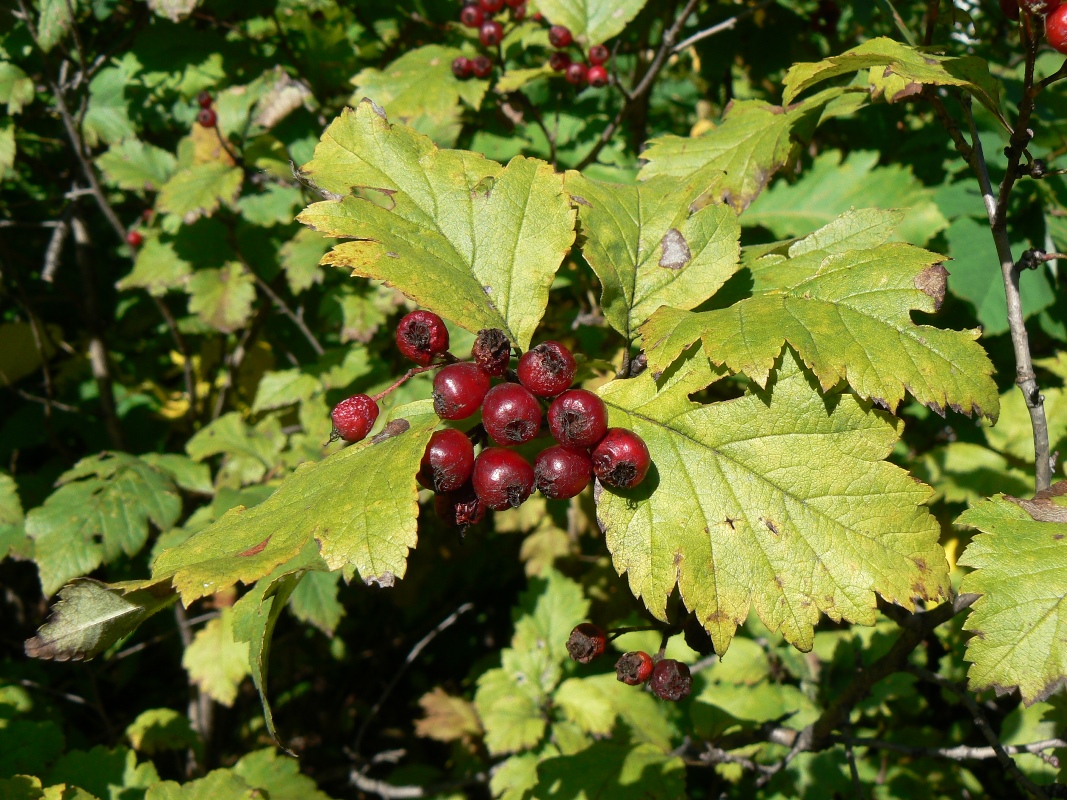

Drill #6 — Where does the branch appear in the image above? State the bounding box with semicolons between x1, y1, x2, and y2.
840;734;1067;763
671;0;774;54
250;272;325;356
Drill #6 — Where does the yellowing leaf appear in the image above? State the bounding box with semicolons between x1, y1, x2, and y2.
182;607;250;707
186;263;256;334
415;688;483;743
536;0;649;43
158;162;243;224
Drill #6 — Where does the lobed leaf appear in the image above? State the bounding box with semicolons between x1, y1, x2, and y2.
534;0;649;43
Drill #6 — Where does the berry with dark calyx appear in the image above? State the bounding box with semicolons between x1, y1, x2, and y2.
418;428;476;492
460;3;484;27
197;107;217;128
518;341;576;397
471;55;494;78
472;447;535;510
433;363;490;420
549;50;572;72
565;62;588;86
396;309;450;367
649;659;691;701
480;0;505;11
534;445;592;500
548;389;607;448
587;65;609;88
684;614;715;656
615;651;654;685
588;44;609;65
1049;4;1067;52
452;56;473;79
126;230;144;248
435;483;486;528
511;3;526;20
472;328;511;376
548;24;573;47
592;428;651;489
331;394;380;443
480;19;504;47
482;383;543;446
197;90;213;108
566;623;606;663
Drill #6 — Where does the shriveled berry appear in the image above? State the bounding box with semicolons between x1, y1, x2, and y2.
433;363;490;420
549;50;571;72
480;0;505;11
471;55;494;78
482;383;543;446
649;659;691;701
592;428;650;489
517;341;576;397
418;428;475;492
197;90;213;108
197;107;217;127
452;56;473;79
566;622;606;663
565;62;588;85
587;65;608;88
126;230;144;248
435;483;486;528
548;24;572;47
331;394;380;443
472;328;511;376
480;19;504;46
396;310;450;366
534;445;592;500
460;3;484;27
472;447;535;510
616;651;654;685
548;389;607;448
1049;4;1067;51
588;44;609;64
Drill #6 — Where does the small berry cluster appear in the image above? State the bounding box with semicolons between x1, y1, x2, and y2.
452;0;528;80
547;29;610;88
195;90;216;128
566;623;692;702
328;309;652;529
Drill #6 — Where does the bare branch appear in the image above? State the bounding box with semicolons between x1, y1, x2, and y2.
841;734;1067;763
250;272;325;357
671;0;774;54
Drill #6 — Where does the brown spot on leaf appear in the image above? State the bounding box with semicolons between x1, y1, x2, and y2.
363;98;387;119
725;517;736;529
1007;481;1067;523
1055;534;1064;541
659;228;691;270
238;536;271;557
371;419;410;444
913;557;927;573
914;264;948;310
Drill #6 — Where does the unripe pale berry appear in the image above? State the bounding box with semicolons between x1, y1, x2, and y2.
482;383;543;446
472;447;535;510
548;25;572;47
566;623;606;663
472;328;511;376
471;55;494;78
587;65;608;88
396;310;450;366
435;483;486;528
649;659;691;701
331;394;380;443
517;341;576;397
480;20;504;46
565;62;588;86
548;389;607;448
588;44;609;65
433;363;490;420
615;651;654;685
1049;4;1067;51
460;4;484;27
197;107;217;127
534;445;592;500
452;56;473;79
418;428;475;492
549;50;571;72
592;428;650;489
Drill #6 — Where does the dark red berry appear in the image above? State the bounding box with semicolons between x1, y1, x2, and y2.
649;659;691;701
472;328;511;376
432;363;490;420
482;384;543;446
511;3;526;20
418;428;475;492
592;428;650;489
549;50;571;72
548;25;572;47
504;0;524;6
1049;4;1067;51
331;394;380;443
471;55;494;78
197;90;212;108
565;62;588;86
588;44;609;65
435;483;486;528
452;56;473;79
472;447;535;510
480;0;505;11
587;65;608;88
534;445;591;500
480;20;504;46
548;389;607;448
460;4;484;27
197;107;217;128
396;310;450;367
566;623;606;663
532;11;543;21
615;651;654;685
126;230;143;248
517;341;576;397
1001;0;1021;18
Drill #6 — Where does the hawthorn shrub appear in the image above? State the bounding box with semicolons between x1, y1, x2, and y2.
1;1;1067;798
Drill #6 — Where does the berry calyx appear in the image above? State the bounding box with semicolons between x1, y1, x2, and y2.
482;383;543;446
615;651;654;685
418;428;476;492
587;65;609;88
548;25;573;47
566;623;606;663
197;107;217;128
517;341;576;397
472;447;535;510
435;483;486;528
197;90;213;108
588;44;609;65
480;19;504;47
565;62;588;86
396;310;450;367
534;445;592;500
548;389;607;448
480;0;505;11
331;394;380;443
452;56;473;79
433;363;490;420
126;230;144;248
649;659;692;701
471;55;494;78
460;4;484;27
1049;4;1067;51
592;428;651;489
549;50;572;72
472;328;511;376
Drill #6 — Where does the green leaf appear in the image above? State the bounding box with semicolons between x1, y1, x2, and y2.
297;100;576;350
139;454;213;495
25;453;182;595
35;0;74;53
0;63;35;115
0;321;59;385
186;412;283;480
915;442;1032;506
145;770;259;800
553;674;674;751
641;210;999;421
186;263;257;333
0;124;14;179
82;61;138;148
236;184;303;227
474;666;548;756
535;0;649;43
567;166;740;340
0;775;50;800
125;708;199;755
0;719;65;779
24;578;177;661
46;746;159;799
97;139;178;192
594;348;950;653
252;369;321;412
512;569;589;667
153;402;438;604
958;488;1067;704
182;606;250;707
744;150;948;246
984;385;1067;464
115;237;192;297
528;740;686;799
158;163;243;223
278;228;329;295
287;569;344;635
233;748;334;800
0;473;30;561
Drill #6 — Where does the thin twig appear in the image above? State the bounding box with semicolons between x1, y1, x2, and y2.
175;604;210;775
349;771;485;799
841;734;1067;763
671;0;774;53
251;272;325;356
152;297;199;422
842;721;865;799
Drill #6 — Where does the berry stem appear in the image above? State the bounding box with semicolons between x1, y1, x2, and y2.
371;364;439;402
606;624;665;641
213;123;243;166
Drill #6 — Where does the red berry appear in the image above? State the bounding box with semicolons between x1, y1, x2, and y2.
512;3;526;20
566;623;606;663
482;384;543;446
472;328;511;376
471;55;494;78
432;363;490;420
504;0;524;6
532;11;543;21
480;0;505;11
197;108;217;128
396;310;450;367
649;659;691;701
587;65;609;88
548;25;572;47
480;20;504;46
418;429;475;492
460;4;484;27
126;230;143;248
452;56;473;79
1049;4;1067;51
592;428;650;489
565;62;588;86
435;483;486;528
588;44;609;65
547;389;607;448
1001;0;1021;18
472;447;535;510
534;445;592;500
615;651;654;685
549;50;572;72
197;90;212;108
517;341;576;397
331;395;380;443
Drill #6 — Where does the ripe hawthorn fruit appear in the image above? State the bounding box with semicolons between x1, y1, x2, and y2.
566;623;606;663
197;90;213;108
480;0;504;11
396;310;450;366
472;447;535;510
548;25;573;47
587;65;609;88
452;56;473;79
1001;0;1021;18
615;651;654;685
472;328;511;376
565;62;588;85
511;3;526;20
197;107;217;127
126;230;143;248
588;44;609;65
649;659;692;701
460;4;484;27
435;483;486;528
549;50;572;72
548;389;607;448
1049;4;1067;51
418;428;475;492
471;55;494;78
517;341;576;397
480;20;504;47
482;383;543;446
592;428;650;489
331;394;380;443
432;363;490;420
534;445;592;500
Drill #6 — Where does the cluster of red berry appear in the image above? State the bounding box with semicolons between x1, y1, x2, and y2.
567;623;692;702
195;90;216;128
329;310;651;528
547;28;610;88
1002;0;1067;52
